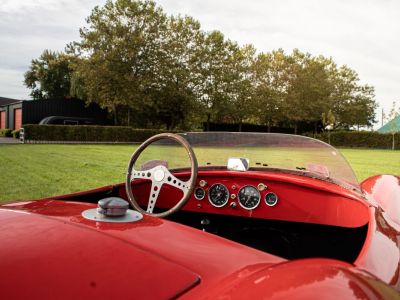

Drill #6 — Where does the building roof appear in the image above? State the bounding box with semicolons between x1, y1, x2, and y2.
0;97;22;107
377;115;400;133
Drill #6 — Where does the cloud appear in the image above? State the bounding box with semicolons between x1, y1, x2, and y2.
0;0;106;99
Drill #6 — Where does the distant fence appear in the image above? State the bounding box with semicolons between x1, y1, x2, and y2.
203;122;322;134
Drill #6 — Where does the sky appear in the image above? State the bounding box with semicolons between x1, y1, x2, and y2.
1;0;399;126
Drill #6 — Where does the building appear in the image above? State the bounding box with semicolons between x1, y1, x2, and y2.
0;98;109;130
0;97;23;130
377;116;400;133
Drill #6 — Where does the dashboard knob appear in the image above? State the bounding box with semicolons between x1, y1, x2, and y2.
199;180;207;187
257;183;267;191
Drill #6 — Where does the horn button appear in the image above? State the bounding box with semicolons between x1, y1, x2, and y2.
154;168;165;182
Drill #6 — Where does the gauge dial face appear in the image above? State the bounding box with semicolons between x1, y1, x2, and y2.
265;192;278;206
194;187;205;200
208;183;229;207
238;185;261;210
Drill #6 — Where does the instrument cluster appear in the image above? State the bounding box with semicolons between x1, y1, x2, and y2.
194;180;278;210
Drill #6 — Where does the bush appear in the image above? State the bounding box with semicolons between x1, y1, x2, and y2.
0;129;12;137
313;131;400;149
22;125;176;143
12;129;21;139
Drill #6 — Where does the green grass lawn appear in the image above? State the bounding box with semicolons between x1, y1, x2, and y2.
0;144;399;203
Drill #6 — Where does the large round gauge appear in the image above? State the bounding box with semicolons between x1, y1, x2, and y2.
238;185;261;210
194;187;205;200
265;192;278;206
208;183;229;207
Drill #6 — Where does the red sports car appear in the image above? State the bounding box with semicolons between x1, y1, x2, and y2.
1;132;399;299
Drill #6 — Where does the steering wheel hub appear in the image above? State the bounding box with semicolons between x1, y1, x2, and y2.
154;168;165;182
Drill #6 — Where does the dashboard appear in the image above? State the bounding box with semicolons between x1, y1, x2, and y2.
194;182;278;210
130;170;369;228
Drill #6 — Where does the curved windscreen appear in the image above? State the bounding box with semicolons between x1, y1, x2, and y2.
135;132;360;193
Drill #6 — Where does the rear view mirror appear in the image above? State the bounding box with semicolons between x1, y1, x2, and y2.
227;157;249;172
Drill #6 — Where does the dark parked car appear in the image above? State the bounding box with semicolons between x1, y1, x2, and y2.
39;115;97;125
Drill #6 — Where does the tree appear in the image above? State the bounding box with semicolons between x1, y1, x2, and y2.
69;0;169;125
24;50;73;100
252;50;288;131
69;0;206;128
193;31;239;130
148;15;204;129
329;65;377;129
284;50;334;134
225;44;257;131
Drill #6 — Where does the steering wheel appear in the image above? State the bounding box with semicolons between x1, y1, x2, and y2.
125;133;198;218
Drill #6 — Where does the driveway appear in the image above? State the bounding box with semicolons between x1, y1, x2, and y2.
0;137;20;144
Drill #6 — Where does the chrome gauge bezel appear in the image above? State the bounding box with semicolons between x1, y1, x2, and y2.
194;187;205;200
208;183;230;208
237;185;261;210
264;192;278;207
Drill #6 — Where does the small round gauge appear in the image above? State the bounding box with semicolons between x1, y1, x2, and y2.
194;187;205;200
265;192;278;206
238;185;261;210
208;183;229;207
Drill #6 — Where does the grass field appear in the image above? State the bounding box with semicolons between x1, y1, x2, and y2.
0;144;399;203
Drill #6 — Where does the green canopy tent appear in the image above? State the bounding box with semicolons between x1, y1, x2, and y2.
377;115;400;133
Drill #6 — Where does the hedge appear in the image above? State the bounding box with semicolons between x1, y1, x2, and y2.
312;131;400;149
0;129;12;137
22;125;176;143
12;129;20;139
18;125;400;148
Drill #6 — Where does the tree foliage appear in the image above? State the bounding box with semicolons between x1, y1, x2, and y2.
24;50;73;100
25;0;378;131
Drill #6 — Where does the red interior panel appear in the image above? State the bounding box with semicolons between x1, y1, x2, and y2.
127;170;369;228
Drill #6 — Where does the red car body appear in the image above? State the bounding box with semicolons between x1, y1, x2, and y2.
1;133;399;299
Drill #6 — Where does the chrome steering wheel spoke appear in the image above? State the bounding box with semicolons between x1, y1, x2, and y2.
146;181;163;213
130;167;156;181
162;168;190;195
